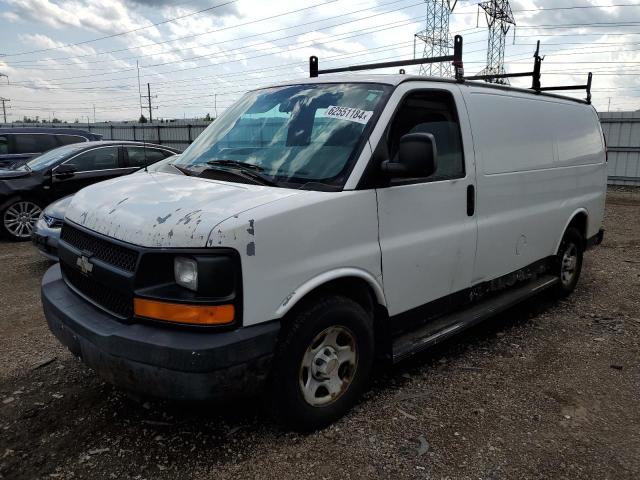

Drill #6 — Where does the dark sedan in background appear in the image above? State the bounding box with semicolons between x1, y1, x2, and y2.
0;127;102;169
32;154;182;259
0;141;180;240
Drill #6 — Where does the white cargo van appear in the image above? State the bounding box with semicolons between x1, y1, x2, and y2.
41;46;606;431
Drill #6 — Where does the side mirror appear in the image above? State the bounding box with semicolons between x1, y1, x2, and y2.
53;164;77;178
381;133;437;178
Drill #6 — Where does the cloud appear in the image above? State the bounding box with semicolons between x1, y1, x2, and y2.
5;0;162;38
1;11;20;22
3;0;639;120
125;0;241;18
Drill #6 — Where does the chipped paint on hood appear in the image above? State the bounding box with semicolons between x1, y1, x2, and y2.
65;172;303;247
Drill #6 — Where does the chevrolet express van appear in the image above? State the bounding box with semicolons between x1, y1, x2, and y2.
41;73;606;431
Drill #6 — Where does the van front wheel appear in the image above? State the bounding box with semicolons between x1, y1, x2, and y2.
268;295;374;431
554;227;584;297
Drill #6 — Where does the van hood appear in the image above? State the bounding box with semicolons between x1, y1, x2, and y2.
65;171;303;248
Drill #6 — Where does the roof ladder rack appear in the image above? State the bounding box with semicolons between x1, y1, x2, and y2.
463;40;593;104
537;72;593;104
309;35;464;81
464;40;543;88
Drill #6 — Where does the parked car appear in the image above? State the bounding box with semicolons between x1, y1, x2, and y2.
32;154;181;260
41;72;606;431
0;127;103;169
0;141;180;240
32;195;72;260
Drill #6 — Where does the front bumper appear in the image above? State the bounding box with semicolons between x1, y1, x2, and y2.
32;218;61;261
42;264;279;401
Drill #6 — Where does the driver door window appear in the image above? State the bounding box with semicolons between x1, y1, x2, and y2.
65;147;119;171
0;136;8;155
387;91;464;183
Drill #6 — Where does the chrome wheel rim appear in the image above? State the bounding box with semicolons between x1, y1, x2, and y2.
560;243;578;286
299;325;358;407
4;201;41;239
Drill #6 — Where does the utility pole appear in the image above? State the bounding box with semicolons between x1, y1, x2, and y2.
147;83;153;123
477;0;516;84
136;60;143;120
93;104;96;123
140;82;157;123
414;1;458;77
0;97;9;124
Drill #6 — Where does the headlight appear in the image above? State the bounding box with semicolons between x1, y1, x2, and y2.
174;256;198;291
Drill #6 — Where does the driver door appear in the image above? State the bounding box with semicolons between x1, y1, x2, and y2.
375;84;478;320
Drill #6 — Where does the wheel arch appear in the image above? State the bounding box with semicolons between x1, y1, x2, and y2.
555;208;589;253
274;268;387;320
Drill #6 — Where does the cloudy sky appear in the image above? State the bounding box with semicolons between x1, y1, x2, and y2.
0;0;638;122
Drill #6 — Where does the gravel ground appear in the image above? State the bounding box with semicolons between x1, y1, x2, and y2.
0;191;639;480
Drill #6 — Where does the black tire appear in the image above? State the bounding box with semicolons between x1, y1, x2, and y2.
0;198;43;241
553;227;584;298
267;295;375;432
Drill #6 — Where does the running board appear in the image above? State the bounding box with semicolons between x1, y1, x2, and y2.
391;275;559;363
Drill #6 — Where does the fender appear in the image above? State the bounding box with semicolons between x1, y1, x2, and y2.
554;207;589;253
274;267;387;318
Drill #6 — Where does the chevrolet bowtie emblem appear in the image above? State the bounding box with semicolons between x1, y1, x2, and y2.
76;255;94;275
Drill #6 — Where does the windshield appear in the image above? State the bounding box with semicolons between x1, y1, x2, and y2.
175;83;391;189
19;143;88;171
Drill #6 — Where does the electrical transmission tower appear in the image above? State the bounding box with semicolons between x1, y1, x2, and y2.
477;0;515;84
414;1;457;77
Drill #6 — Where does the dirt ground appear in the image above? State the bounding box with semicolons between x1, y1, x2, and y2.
0;190;639;480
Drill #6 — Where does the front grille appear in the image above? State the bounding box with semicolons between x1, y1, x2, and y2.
61;262;133;318
61;224;138;272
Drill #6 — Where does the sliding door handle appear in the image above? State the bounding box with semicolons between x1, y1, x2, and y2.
467;185;475;216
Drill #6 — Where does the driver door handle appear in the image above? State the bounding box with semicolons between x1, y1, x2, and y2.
467;185;475;216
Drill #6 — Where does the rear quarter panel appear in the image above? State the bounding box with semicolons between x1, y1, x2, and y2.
461;87;606;283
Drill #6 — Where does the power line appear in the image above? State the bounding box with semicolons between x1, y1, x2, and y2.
3;0;411;67
451;3;640;14
8;2;428;81
1;0;343;61
1;0;241;57
5;13;437;87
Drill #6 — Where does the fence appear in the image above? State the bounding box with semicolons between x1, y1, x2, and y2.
1;121;211;152
3;113;640;186
598;112;640;187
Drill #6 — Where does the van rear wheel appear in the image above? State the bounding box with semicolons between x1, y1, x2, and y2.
267;295;374;432
553;227;584;297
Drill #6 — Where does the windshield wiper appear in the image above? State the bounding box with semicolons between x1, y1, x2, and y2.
205;160;277;187
206;159;265;171
172;164;194;176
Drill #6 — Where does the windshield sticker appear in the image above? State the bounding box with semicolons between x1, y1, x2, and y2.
324;106;373;125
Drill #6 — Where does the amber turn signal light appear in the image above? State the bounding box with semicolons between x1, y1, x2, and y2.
134;298;235;325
